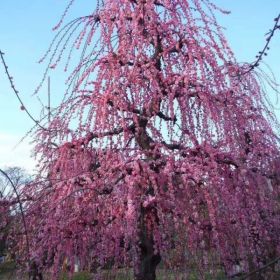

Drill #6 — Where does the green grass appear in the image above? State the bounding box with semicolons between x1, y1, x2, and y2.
0;261;27;280
0;261;16;274
0;264;228;280
57;268;227;280
60;271;92;280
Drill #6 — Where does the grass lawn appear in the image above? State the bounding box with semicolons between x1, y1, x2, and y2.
0;261;25;280
2;261;278;280
0;261;227;280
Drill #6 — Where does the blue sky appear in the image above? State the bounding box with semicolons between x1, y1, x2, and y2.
0;0;279;172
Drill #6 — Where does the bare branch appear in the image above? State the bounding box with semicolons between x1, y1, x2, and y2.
244;14;280;74
0;50;48;130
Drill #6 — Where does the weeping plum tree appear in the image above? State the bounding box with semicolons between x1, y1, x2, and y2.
14;0;280;279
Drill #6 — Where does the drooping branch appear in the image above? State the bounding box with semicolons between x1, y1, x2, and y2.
244;13;280;74
0;50;47;131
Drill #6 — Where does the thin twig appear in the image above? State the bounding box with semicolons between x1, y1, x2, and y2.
0;50;48;130
243;14;280;74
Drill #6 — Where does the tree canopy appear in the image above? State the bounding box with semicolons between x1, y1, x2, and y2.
2;1;280;279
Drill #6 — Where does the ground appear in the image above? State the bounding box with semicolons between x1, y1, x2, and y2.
1;261;279;279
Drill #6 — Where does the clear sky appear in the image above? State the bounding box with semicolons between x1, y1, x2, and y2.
0;0;279;173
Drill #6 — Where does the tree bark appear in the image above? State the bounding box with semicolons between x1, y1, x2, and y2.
29;261;43;280
134;207;161;280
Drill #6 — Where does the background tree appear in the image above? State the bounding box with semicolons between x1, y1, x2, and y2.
4;0;280;279
0;167;31;262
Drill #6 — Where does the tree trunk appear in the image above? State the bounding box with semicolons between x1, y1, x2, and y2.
134;234;161;280
29;261;43;280
247;256;265;280
134;207;161;280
